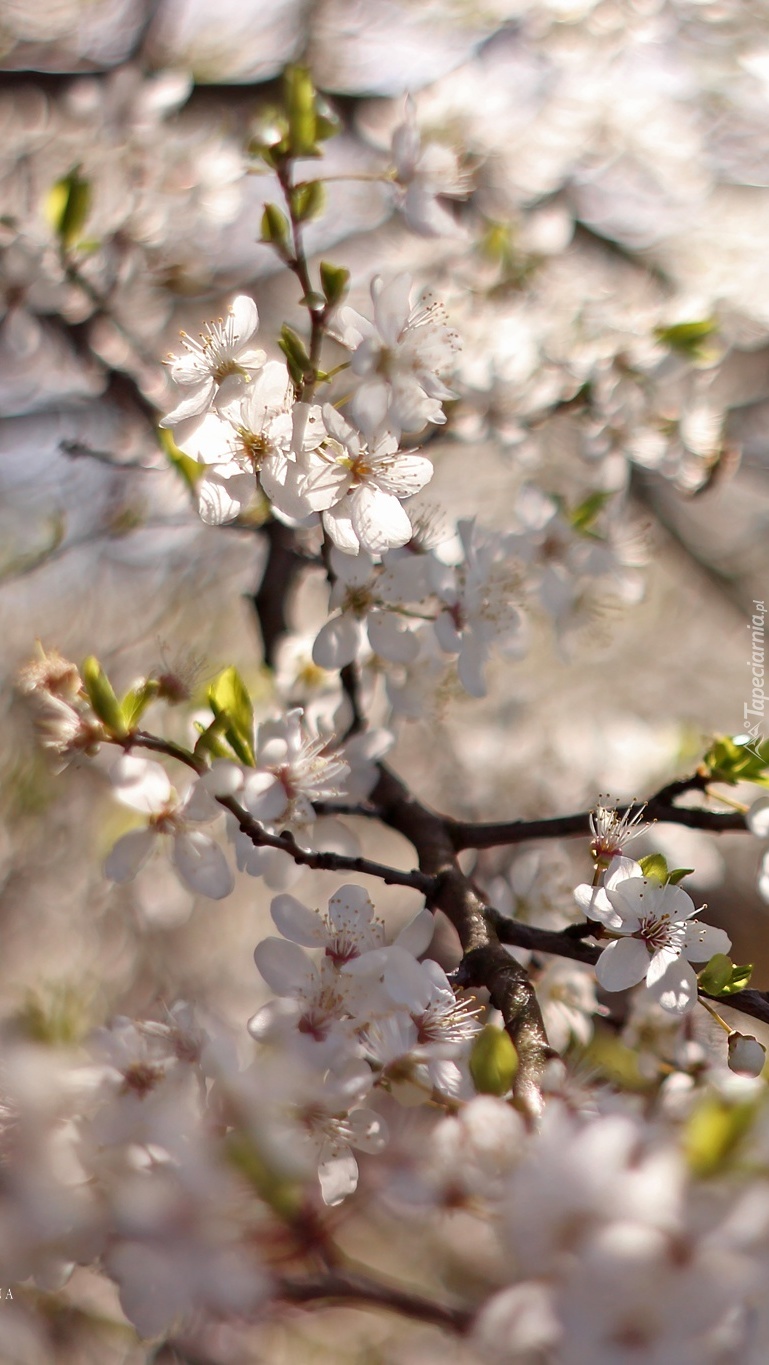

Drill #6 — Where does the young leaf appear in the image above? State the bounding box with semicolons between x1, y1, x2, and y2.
82;656;125;736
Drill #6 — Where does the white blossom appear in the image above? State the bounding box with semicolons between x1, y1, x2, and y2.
575;856;731;1014
335;273;460;437
160;294;266;427
104;756;234;900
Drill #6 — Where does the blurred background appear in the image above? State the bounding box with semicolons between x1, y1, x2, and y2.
3;2;769;1350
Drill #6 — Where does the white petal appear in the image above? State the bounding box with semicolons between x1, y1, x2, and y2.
159;378;215;427
647;958;698;1014
346;1107;388;1153
747;796;769;838
574;883;624;930
457;637;488;698
105;828;156;883
180;778;220;822
253;937;317;995
199;761;244;798
373;454;433;498
229;294;259;340
367;609;418;663
323;505;361;554
318;1149;358;1205
243;772;289;822
373;273;412;347
313;614;367;670
172;831;234;899
110;755;172;814
682;921;732;962
198;471;253;525
595;938;650;992
270;894;328;947
394;907;434;957
350;484;412;555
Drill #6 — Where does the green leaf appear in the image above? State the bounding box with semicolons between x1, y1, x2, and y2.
193;714;230;760
702;735;769;787
320;261;350;307
45;166;92;249
469;1024;518;1096
638;853;669;884
655;318;717;358
290;180;325;223
667;867;695;885
685;1095;756;1176
120;680;160;730
278;324;312;388
699;954;753;997
260;203;292;257
698;953;733;995
159;428;202;493
82;656;125;736
569;491;611;533
207;666;254;766
285;66;318;157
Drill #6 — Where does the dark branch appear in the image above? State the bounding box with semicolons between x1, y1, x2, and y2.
372;765;550;1119
276;1269;472;1333
448;772;746;850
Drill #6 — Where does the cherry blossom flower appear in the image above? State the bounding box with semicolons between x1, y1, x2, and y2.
104;755;234;900
242;708;349;828
431;519;526;697
534;960;601;1053
160;295;266;427
590;797;649;865
312;547;422;669
335;273;460;437
390;98;470;237
18;647;103;765
297;404;433;556
575;856;731;1014
174;361;326;526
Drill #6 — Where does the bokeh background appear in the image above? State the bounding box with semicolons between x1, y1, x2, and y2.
3;0;769;1355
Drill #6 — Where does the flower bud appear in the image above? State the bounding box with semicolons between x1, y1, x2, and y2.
727;1032;766;1077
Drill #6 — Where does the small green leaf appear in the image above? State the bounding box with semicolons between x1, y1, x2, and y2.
45;166;92;248
702;735;769;787
290;180;325;223
570;491;611;533
699;954;753;997
159;428;202;493
285;66;318;157
279;324;312;388
666;867;695;885
638;853;669;884
120;680;160;730
685;1095;756;1176
469;1024;518;1096
261;203;292;257
207;666;254;766
655;318;717;358
320;261;350;307
698;953;733;995
82;656;125;736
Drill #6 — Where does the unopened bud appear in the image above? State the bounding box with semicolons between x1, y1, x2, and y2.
728;1032;766;1078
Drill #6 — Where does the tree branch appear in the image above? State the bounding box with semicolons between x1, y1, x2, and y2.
448;773;746;850
276;1269;472;1333
372;765;550;1119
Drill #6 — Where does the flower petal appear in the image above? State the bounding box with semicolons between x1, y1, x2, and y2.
270;893;328;947
172;831;234;899
595;938;650;992
105;828;156;883
682;920;732;962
